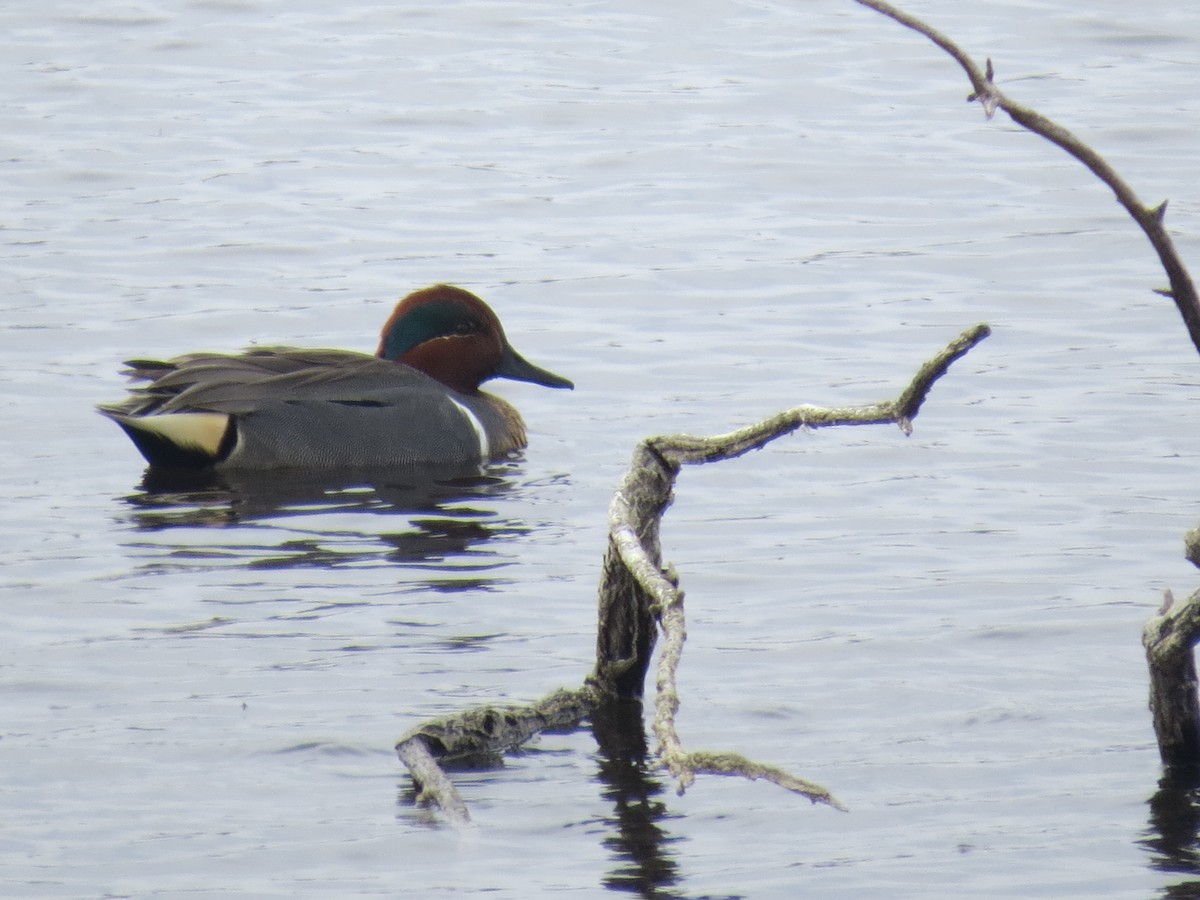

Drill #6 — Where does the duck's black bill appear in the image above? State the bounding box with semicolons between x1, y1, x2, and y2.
496;344;574;390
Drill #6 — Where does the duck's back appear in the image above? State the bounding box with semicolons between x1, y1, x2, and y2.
101;348;526;469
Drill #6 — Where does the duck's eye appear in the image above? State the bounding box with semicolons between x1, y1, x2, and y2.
453;320;480;336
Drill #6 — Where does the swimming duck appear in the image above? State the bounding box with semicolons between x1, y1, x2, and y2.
99;284;573;470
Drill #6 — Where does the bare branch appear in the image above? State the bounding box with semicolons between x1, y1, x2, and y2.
649;578;848;810
686;751;849;810
852;0;1200;358
648;323;991;465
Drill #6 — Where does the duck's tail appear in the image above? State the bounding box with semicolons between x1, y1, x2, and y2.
98;407;235;468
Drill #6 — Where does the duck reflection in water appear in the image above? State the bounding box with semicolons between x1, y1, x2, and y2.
122;460;556;580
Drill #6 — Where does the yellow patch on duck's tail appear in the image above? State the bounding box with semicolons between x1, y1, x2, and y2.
102;410;234;468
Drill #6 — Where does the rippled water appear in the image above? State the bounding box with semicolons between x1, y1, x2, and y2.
4;0;1200;896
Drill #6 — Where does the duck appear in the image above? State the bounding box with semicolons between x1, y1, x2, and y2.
98;284;574;470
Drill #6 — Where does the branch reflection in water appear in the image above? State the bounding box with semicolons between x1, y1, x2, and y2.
591;701;688;899
1144;770;1200;892
118;460;545;584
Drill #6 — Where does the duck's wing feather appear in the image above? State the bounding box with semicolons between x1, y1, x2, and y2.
104;348;443;417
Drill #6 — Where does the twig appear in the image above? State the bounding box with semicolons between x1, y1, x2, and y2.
852;0;1200;357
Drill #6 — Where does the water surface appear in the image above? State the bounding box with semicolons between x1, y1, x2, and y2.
3;0;1199;896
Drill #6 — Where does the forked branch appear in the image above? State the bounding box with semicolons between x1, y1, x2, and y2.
620;325;989;808
852;0;1200;357
397;324;990;821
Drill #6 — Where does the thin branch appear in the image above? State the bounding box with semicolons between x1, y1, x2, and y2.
649;579;848;810
649;322;992;467
610;498;680;610
852;0;1200;357
686;751;849;810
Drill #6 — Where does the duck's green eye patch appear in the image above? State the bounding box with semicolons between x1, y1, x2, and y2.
380;301;478;360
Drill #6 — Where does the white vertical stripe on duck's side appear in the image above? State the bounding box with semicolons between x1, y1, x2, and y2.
448;397;489;460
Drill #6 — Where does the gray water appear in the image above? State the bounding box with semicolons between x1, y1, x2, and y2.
3;0;1200;896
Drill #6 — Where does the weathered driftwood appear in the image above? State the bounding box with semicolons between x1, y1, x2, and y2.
852;0;1200;356
1143;589;1200;771
395;685;600;825
396;323;990;821
1143;530;1200;772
